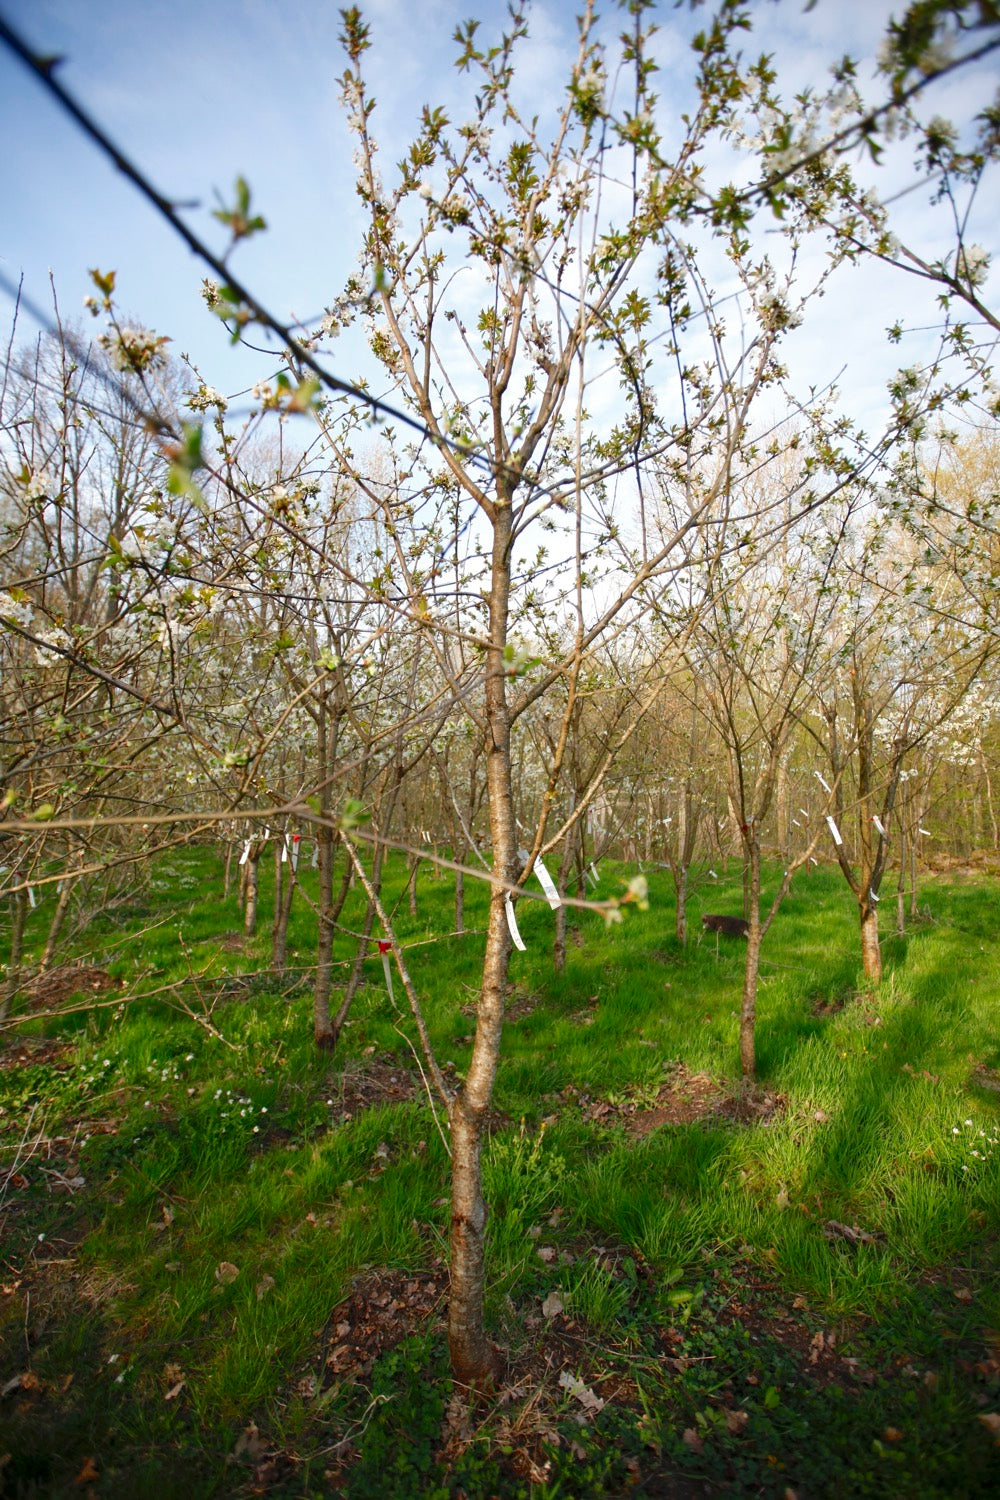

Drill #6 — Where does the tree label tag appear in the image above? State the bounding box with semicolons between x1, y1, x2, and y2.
505;893;526;951
534;859;560;909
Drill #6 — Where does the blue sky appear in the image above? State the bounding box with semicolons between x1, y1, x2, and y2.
1;0;996;431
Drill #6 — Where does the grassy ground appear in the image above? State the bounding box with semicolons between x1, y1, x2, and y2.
1;846;999;1497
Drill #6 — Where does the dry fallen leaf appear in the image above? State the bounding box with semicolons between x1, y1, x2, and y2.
536;1245;556;1263
2;1372;39;1398
215;1261;239;1285
558;1369;605;1413
232;1422;268;1461
883;1426;903;1442
823;1220;879;1246
978;1412;1000;1440
682;1427;704;1454
541;1290;564;1319
256;1274;276;1300
725;1408;749;1435
74;1457;99;1485
152;1205;174;1232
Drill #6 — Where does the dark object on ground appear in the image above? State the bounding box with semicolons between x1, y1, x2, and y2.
701;914;749;938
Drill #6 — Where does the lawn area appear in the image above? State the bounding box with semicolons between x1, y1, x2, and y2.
1;847;999;1497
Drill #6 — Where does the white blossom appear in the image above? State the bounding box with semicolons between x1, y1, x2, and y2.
957;244;990;288
33;625;72;664
99;326;169;373
187;385;227;413
0;591;33;627
23;470;53;502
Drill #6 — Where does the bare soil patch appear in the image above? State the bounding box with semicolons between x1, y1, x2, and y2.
327;1053;418;1120
22;966;119;1010
566;1065;787;1135
970;1062;1000;1094
0;1037;74;1070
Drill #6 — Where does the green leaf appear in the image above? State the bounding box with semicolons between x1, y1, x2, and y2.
339;798;371;831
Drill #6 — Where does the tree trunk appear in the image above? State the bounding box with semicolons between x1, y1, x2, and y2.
675;864;688;947
552;902;567;973
273;841;284;931
455;867;464;934
407;853;419;917
41;853;82;970
860;903;882;982
243;850;262;937
739;839;762;1078
1;885;29;1022
447;499;515;1386
314;825;336;1048
552;823;576;974
775;747;790;859
272;851;296;974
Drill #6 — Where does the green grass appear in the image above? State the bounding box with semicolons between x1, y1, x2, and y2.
2;847;999;1496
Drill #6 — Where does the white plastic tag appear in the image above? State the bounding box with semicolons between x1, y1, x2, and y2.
826;815;843;846
534;859;560;909
505;893;526;951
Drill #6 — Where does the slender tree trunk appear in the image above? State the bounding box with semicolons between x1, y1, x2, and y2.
223;837;235;900
860;902;882;982
552;821;576;974
448;500;515;1387
775;747;790;859
1;886;29;1022
272;853;296;973
407;853;419;917
896;825;907;936
273;841;284;931
244;849;262;937
455;867;465;933
739;839;762;1077
981;746;999;851
41;852;82;970
315;825;336;1046
675;864;688;947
